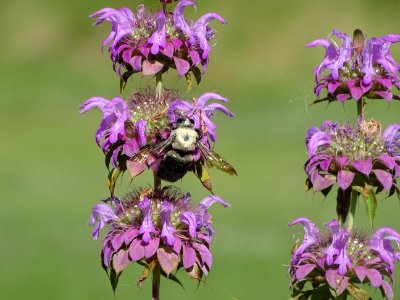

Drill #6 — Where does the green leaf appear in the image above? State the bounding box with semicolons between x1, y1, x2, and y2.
108;168;121;197
185;72;193;92
193;161;213;193
363;188;377;228
191;66;202;85
311;284;334;300
347;283;371;300
109;268;119;294
120;70;134;95
160;270;185;291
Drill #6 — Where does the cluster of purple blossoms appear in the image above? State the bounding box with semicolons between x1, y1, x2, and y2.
90;1;226;82
307;29;400;102
290;218;400;299
89;188;229;287
305;118;400;195
80;91;233;184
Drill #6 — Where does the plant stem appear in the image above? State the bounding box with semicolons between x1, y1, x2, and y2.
346;191;357;231
154;172;161;193
344;98;364;229
152;263;161;300
155;72;163;98
357;98;364;119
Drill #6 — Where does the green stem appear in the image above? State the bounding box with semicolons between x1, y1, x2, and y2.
155;72;163;98
152;263;161;300
346;191;357;231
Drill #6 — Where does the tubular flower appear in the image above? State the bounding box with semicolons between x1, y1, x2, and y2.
289;218;400;299
305;118;400;195
307;29;400;102
90;2;226;81
89;187;229;290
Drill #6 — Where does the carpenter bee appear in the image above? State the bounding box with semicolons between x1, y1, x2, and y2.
128;118;237;185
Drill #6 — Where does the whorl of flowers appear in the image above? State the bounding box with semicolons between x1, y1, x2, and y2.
90;187;229;289
307;29;400;103
90;1;226;83
289;218;400;299
305;118;400;194
80;91;232;175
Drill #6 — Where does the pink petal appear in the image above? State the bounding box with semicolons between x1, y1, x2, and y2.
157;248;179;276
182;244;196;269
173;57;190;76
352;159;372;176
381;280;394;300
144;237;160;258
366;268;382;288
354;265;367;282
337;170;355;190
373;170;393;191
112;249;130;274
295;264;316;281
129;238;145;261
126;160;147;178
142;60;164;76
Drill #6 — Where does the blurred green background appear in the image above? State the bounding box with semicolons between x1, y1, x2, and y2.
2;0;400;299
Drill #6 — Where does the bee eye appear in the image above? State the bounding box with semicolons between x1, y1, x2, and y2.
189;119;195;125
177;118;185;124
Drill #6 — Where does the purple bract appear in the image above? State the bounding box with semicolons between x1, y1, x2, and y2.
90;2;226;81
289;217;400;299
307;29;400;102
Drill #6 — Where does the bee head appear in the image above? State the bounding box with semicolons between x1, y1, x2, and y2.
176;117;195;128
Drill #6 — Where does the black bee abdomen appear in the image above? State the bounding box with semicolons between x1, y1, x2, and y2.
157;151;193;182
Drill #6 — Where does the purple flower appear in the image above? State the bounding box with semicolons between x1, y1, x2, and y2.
147;11;166;55
289;217;320;261
90;7;137;51
90;3;226;81
369;227;400;272
138;197;157;244
289;218;400;299
89;187;229;291
307;29;400;102
383;124;400;157
80;97;130;150
168;92;233;142
89;199;119;240
324;220;351;276
305;118;400;194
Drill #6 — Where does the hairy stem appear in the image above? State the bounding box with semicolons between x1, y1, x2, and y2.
155;72;163;98
346;191;358;231
152;263;161;300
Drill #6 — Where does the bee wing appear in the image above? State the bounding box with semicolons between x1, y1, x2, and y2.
149;135;173;157
130;146;152;164
197;142;237;176
130;135;173;163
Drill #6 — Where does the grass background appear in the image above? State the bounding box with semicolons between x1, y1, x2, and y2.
2;0;400;299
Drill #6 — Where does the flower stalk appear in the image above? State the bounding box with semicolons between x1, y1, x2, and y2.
152;263;161;300
155;72;163;98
